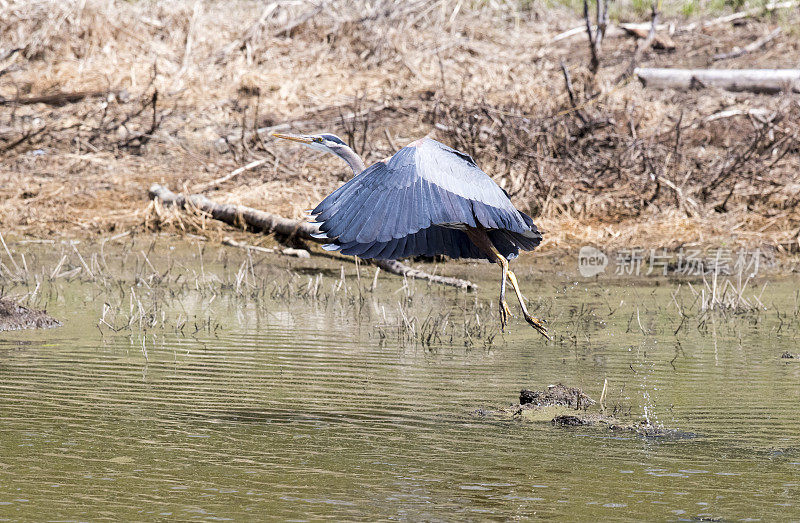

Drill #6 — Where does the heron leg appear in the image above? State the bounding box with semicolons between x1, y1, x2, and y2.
499;256;511;331
506;270;550;340
464;227;512;330
465;226;548;338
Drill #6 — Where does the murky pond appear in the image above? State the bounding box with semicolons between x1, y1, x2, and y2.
1;239;799;520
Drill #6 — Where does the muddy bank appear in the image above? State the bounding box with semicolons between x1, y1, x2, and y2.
2;2;800;257
0;298;61;332
519;383;595;409
477;384;691;438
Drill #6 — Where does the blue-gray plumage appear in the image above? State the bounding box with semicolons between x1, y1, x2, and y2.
312;138;541;260
272;132;548;338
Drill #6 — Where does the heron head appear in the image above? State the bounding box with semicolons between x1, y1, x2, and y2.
271;132;349;154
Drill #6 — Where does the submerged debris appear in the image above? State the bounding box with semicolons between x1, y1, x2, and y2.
0;298;61;332
551;414;591;426
520;384;595;408
479;384;689;438
551;413;688;438
781;351;799;359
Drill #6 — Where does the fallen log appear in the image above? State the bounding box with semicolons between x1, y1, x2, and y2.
0;90;126;107
634;68;800;94
150;183;322;238
148;184;477;290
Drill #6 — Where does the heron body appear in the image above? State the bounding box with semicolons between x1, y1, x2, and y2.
311;137;542;261
273;132;549;337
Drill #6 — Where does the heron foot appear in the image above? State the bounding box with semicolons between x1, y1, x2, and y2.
522;312;551;340
499;299;512;331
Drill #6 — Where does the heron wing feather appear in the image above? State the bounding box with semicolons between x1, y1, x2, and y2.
334;225;506;260
385;235;408;260
317;181;380;238
311;138;538;258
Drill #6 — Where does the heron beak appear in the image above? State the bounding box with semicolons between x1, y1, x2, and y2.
270;132;313;144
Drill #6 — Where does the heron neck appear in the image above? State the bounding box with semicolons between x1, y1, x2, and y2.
335;146;366;176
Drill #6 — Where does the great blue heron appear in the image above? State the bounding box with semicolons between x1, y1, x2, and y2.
272;132;548;338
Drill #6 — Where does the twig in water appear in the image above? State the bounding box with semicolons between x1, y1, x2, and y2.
599;378;608;412
71;242;95;279
371;267;380;291
0;232;22;275
222;237;310;258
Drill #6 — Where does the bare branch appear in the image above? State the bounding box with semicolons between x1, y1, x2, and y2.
583;0;600;74
712;27;781;62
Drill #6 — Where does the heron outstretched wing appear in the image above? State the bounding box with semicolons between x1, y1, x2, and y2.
311;138;540;260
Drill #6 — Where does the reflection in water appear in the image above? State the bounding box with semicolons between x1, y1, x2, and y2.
0;243;799;520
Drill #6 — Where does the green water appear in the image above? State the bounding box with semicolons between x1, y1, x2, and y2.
1;240;799;520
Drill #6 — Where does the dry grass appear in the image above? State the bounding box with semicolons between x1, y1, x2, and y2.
1;0;799;258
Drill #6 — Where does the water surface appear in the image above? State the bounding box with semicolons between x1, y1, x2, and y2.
1;241;799;520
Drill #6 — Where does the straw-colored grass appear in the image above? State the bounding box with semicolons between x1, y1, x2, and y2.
1;0;799;259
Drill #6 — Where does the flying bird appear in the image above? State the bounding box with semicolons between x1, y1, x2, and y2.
272;132;548;338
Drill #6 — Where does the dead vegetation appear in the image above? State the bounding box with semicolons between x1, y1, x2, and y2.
0;296;61;331
1;0;799;257
3;234;800;351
